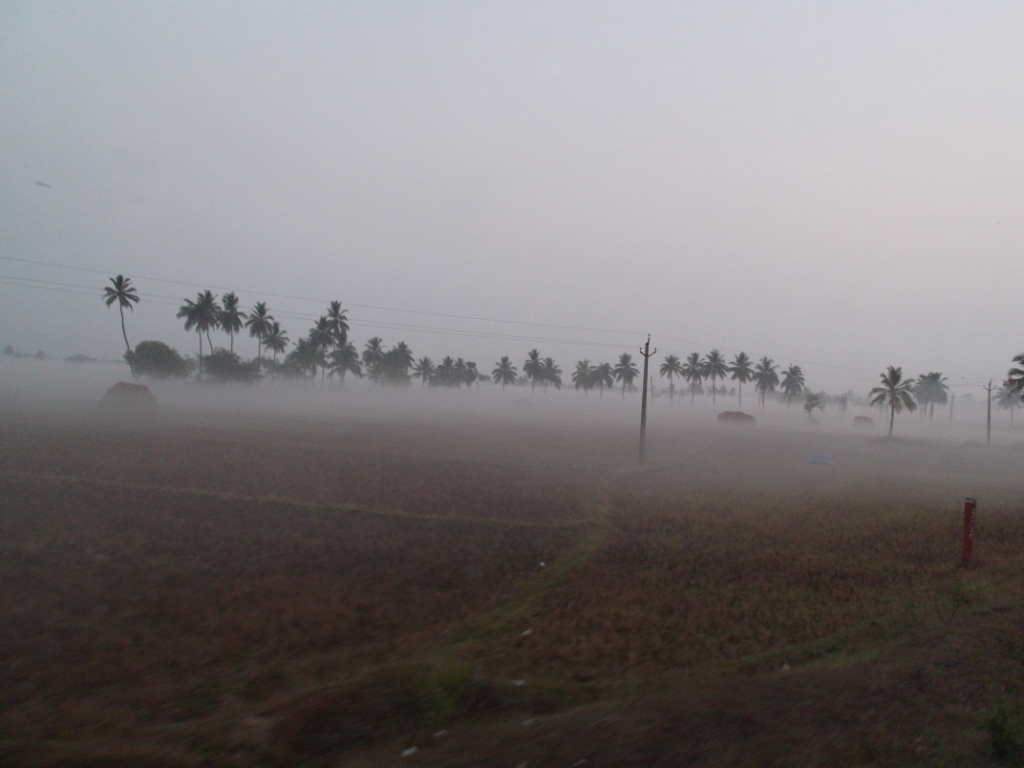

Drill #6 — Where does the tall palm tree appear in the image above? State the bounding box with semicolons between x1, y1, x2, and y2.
308;317;335;381
572;360;593;394
870;365;917;437
729;352;754;408
780;364;806;410
705;349;728;404
218;292;246;353
594;362;614;396
492;356;517;389
660;355;683;401
994;383;1022;426
681;352;706;402
523;349;542;393
413;356;435;386
613;353;639;397
326;301;350;347
329;341;362;383
245;302;274;373
541;357;562;391
914;372;949;420
262;321;289;378
103;275;140;355
752;356;780;409
176;291;220;380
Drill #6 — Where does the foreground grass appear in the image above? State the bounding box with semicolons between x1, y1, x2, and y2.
0;414;1022;766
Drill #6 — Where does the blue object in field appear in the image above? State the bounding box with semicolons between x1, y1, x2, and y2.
808;451;834;465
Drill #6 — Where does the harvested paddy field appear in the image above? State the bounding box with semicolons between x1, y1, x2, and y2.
1;401;1023;767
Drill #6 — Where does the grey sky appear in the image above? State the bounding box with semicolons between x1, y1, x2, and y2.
1;2;1021;393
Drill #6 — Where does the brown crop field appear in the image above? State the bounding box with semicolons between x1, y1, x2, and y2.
2;400;1023;767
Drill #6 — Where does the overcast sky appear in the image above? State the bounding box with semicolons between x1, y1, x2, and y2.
1;2;1021;393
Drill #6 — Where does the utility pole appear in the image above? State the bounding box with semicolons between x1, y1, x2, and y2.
639;335;657;463
985;380;995;444
949;393;955;425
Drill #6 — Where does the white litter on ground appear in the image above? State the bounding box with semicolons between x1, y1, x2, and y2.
401;746;418;757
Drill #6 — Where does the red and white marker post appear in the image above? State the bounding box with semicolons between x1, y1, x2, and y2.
961;497;977;565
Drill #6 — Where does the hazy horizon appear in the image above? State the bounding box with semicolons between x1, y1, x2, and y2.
2;2;1021;396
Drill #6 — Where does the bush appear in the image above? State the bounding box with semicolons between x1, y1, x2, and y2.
204;348;259;383
126;341;192;379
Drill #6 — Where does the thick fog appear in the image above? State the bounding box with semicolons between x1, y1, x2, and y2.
1;2;1022;397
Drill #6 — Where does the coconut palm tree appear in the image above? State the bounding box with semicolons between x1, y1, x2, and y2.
217;292;246;353
377;342;414;382
523;349;543;393
362;337;386;379
286;337;319;378
914;372;949;420
660;355;683;401
594;362;614;396
176;291;220;379
541;358;562;391
729;352;754;408
103;275;140;355
244;302;274;373
704;349;728;404
752;357;780;409
434;356;457;387
326;301;350;347
613;353;639;397
780;364;806;409
464;361;479;388
262;321;289;378
1008;353;1024;395
573;360;593;394
492;356;517;389
994;383;1022;426
329;341;362;383
413;356;435;386
308;317;336;381
681;352;706;402
870;366;917;437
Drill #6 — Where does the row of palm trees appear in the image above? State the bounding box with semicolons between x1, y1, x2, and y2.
104;277;1024;433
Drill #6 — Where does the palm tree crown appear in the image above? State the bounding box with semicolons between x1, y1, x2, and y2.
326;301;350;347
492;356;517;389
780;364;806;409
729;352;754;408
593;362;614;396
994;382;1023;426
541;357;562;391
1009;353;1024;395
705;349;728;404
870;365;917;437
218;292;246;353
660;355;683;401
914;372;949;420
613;353;639;397
103;275;140;354
523;349;542;393
752;357;780;408
329;341;362;382
573;360;593;393
245;302;274;372
413;356;435;385
262;321;290;374
177;290;220;379
681;352;706;402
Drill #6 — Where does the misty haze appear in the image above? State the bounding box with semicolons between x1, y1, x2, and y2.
2;3;1023;767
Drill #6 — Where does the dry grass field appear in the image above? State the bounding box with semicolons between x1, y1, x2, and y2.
1;397;1023;767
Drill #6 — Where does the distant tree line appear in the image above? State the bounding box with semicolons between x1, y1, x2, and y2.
102;275;1024;435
